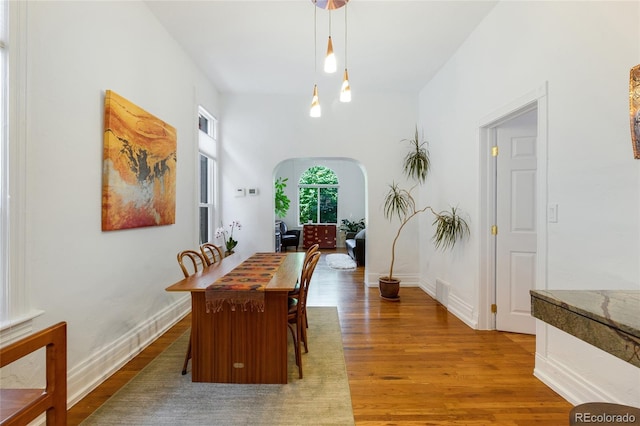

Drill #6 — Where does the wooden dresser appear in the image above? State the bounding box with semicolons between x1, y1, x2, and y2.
303;224;336;249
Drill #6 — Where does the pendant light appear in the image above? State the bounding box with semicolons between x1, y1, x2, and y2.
310;84;321;117
310;2;321;117
324;11;337;73
340;69;351;103
339;3;351;102
309;0;350;115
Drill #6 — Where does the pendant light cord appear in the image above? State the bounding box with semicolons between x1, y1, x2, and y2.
314;1;317;75
344;4;348;68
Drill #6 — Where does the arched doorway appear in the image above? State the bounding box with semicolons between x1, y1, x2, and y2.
273;157;367;252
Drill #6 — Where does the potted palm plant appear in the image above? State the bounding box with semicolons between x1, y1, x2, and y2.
380;127;470;300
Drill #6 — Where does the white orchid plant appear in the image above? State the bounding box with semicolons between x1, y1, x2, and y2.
215;220;242;253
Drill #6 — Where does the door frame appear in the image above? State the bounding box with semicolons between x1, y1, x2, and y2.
477;82;549;330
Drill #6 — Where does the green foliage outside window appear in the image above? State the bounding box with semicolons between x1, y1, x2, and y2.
299;166;338;224
299;166;339;185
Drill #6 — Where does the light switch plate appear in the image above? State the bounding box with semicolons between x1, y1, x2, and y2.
548;203;558;223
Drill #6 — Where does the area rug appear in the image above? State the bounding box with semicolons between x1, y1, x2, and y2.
80;307;354;425
325;253;357;270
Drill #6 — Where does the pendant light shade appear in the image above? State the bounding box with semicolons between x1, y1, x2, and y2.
324;11;336;73
310;84;321;117
340;68;351;102
324;36;337;73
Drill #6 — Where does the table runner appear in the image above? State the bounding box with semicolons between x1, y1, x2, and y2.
205;252;287;313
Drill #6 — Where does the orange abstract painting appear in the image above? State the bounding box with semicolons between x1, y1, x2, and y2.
102;90;177;231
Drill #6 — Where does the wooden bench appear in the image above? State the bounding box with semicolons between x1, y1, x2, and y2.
0;322;67;426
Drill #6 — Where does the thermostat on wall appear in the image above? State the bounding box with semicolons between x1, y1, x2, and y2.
235;188;246;197
248;188;259;196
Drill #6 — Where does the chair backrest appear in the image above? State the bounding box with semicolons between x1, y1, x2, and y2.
305;243;320;261
297;251;321;314
280;221;288;234
291;245;320;295
200;243;223;267
177;250;206;278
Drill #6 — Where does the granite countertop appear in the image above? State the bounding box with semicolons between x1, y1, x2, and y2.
530;290;640;367
531;290;640;338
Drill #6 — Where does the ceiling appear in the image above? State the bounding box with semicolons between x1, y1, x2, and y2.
145;1;498;97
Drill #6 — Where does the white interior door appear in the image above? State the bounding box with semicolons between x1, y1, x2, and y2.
495;109;537;334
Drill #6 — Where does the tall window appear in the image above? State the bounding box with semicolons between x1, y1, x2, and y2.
298;166;338;225
1;0;38;338
198;107;217;244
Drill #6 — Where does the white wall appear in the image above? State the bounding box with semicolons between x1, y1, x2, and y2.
219;92;417;283
2;1;221;404
418;1;639;406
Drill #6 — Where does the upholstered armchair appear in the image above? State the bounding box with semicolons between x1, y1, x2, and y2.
279;221;301;251
346;228;365;266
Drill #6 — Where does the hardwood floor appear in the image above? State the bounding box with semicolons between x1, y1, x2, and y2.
67;249;572;425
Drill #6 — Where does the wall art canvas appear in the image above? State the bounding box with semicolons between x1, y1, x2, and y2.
102;90;177;231
629;64;640;159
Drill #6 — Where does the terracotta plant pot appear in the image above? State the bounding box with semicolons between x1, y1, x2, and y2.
379;277;400;301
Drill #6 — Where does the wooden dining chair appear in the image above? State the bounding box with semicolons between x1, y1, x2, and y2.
287;250;320;379
176;249;206;375
200;243;223;267
289;243;320;327
288;244;319;296
177;250;205;278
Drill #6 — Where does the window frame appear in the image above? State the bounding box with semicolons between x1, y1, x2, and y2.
197;107;218;245
0;0;8;328
1;0;43;343
297;167;339;226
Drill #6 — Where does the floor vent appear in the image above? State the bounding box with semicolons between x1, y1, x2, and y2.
435;279;449;308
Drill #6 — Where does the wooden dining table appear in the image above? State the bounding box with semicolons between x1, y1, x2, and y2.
165;251;304;384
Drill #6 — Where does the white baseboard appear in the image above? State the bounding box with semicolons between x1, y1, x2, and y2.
66;295;191;408
435;279;450;307
419;279;477;329
420;279;436;297
533;353;615;406
447;293;478;329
